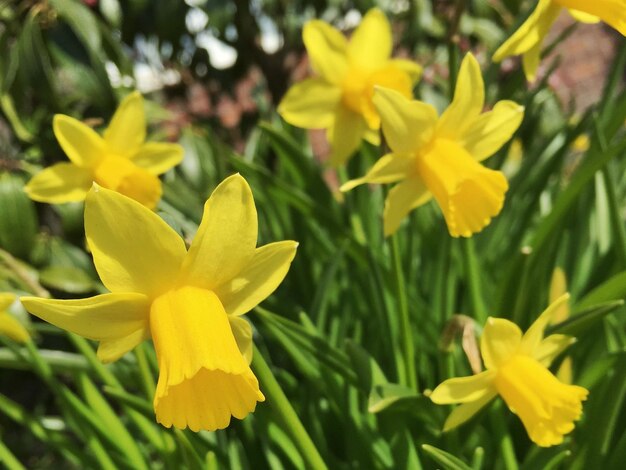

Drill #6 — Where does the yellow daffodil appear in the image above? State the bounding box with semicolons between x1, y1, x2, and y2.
341;54;524;237
430;294;588;447
493;0;626;81
0;293;30;343
22;174;298;432
278;8;422;166
25;92;184;209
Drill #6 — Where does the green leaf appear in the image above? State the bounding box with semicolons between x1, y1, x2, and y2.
577;271;626;308
50;0;102;52
421;444;473;470
548;300;625;337
39;266;95;294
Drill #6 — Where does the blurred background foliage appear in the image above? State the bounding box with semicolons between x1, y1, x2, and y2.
1;0;626;469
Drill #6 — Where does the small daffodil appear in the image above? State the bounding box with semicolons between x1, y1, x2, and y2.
0;293;30;343
25;92;184;209
22;174;298;432
493;0;626;81
430;294;588;447
278;8;422;166
341;53;524;237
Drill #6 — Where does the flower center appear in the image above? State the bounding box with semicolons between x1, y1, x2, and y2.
494;354;588;447
93;154;161;209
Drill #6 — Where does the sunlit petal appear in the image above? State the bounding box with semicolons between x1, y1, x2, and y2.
373;87;438;154
438;54;485;139
21;293;149;342
0;313;30;343
534;334;576;367
131;142;185;175
430;370;497;404
567;9;600;23
520;293;570;354
461;101;525;162
443;389;497;432
481;317;523;369
389;59;423;83
24;163;93;204
493;0;561;61
340;153;415;192
181;174;258;290
327;105;366;166
215;241;298;317
348;8;392;70
303;20;348;84
0;293;15;311
278;78;341;129
559;0;626;35
151;287;264;431
383;177;431;236
85;185;187;298
53;115;105;168
103;91;146;156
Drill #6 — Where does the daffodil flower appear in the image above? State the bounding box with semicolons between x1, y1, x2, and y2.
278;8;422;166
430;294;588;447
22;174;298;432
493;0;626;81
25;92;184;209
341;53;524;237
0;293;30;343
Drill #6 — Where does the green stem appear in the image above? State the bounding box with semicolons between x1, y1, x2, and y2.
389;235;418;390
460;238;488;322
489;405;518;470
252;346;327;470
134;343;156;400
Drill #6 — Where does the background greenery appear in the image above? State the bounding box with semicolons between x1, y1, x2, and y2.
1;0;626;468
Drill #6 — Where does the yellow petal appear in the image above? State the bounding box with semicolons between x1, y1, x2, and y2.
522;40;543;82
278;78;341;129
442;389;497;432
389;59;423;83
0;293;16;311
24;163;93;204
437;53;485;139
417;138;508;238
97;329;151;363
0;313;30;343
430;370;497;404
84;185;187;298
383;177;431;236
493;0;561;61
215;241;298;317
230;316;253;364
151;286;264;432
358;65;414;129
181;174;258;290
534;334;576;367
53;115;105;168
520;293;570;354
103;91;146;156
340;153;415;192
567;9;600;23
372;87;438;154
348;9;392;70
480;317;523;369
461;101;525;162
131;142;185;175
363;127;381;145
327;105;366;166
494;354;588;447
303;20;348;84
560;0;626;35
21;293;149;342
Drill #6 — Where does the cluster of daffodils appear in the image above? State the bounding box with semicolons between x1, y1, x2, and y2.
14;3;615;446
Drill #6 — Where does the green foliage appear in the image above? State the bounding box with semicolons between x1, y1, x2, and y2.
1;0;626;469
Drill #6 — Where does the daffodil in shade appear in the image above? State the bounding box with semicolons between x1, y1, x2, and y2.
493;0;626;81
278;8;422;166
22;174;298;432
25;92;184;209
0;293;30;343
430;294;588;447
341;53;524;237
